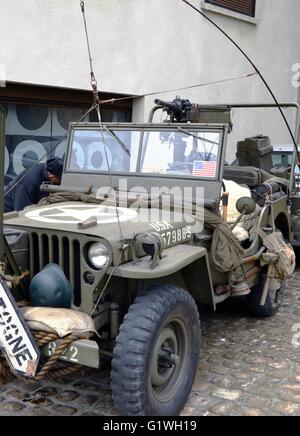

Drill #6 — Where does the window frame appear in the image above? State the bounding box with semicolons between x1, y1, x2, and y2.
66;124;226;182
201;0;258;24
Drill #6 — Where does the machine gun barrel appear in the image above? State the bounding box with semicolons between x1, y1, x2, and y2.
154;99;178;111
153;97;192;122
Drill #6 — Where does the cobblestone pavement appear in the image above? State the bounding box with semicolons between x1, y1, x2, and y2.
0;273;299;416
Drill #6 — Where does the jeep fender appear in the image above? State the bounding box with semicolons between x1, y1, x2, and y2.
255;197;291;242
107;244;216;309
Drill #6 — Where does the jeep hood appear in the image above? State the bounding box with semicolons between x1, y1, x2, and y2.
4;202;202;243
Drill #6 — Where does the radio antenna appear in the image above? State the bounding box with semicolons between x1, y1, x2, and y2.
181;0;299;164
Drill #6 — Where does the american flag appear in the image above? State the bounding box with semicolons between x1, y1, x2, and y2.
192;161;217;178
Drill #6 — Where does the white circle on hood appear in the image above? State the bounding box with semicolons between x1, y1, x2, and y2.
25;204;138;224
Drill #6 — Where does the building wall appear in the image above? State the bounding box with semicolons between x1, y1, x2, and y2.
298;87;300;143
0;0;299;161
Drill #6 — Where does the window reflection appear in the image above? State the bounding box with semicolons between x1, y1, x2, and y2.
69;130;140;173
3;103;129;185
141;131;221;178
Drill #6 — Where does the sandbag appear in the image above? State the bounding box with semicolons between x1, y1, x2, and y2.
21;307;97;338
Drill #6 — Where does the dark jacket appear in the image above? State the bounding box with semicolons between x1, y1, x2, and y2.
4;164;49;213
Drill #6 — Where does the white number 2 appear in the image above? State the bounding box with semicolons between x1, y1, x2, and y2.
48;341;79;362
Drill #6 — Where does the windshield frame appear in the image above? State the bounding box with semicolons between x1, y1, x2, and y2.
65;122;228;182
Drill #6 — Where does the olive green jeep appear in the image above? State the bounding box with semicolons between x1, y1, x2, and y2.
0;99;296;416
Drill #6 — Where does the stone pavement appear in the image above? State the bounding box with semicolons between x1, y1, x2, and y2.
0;273;299;416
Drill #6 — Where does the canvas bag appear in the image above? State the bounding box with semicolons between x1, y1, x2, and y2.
255;229;296;279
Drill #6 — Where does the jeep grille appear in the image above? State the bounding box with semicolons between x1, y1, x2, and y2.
29;232;81;306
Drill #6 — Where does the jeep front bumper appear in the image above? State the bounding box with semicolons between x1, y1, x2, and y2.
43;339;100;369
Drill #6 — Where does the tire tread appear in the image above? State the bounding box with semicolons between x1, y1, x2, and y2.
111;285;200;416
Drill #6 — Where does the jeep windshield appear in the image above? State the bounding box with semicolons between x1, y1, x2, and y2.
67;126;224;180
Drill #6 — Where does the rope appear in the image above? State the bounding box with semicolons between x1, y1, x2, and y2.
34;332;85;381
33;331;60;347
47;362;82;382
0;329;91;384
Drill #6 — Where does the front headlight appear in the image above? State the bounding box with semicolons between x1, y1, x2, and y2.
88;243;110;269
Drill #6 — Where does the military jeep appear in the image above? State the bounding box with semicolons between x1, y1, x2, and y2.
0;99;296;416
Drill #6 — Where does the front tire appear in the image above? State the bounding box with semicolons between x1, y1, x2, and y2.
111;285;201;416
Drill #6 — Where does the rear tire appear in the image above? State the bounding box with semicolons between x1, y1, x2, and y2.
247;274;285;318
111;285;201;416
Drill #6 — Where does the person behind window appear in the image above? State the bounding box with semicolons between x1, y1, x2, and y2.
4;157;63;213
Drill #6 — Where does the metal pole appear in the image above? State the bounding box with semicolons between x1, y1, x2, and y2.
290;104;300;193
0;105;5;264
148;105;163;123
197;103;299;109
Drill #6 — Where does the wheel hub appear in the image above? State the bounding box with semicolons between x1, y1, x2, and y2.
151;327;179;388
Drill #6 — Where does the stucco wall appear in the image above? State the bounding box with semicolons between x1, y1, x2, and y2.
0;0;299;160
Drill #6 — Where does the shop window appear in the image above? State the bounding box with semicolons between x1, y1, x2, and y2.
2;103;129;185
